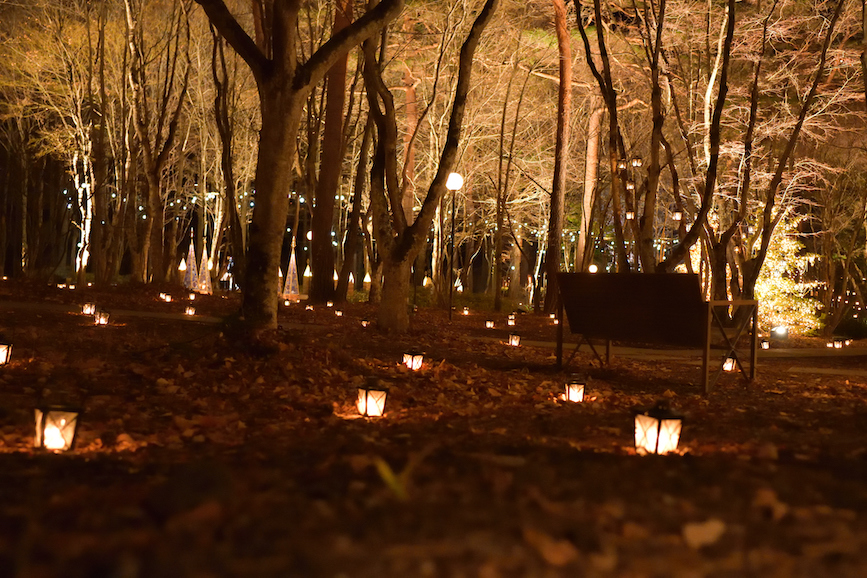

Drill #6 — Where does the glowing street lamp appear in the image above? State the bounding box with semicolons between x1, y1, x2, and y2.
357;378;388;417
634;402;684;455
35;406;80;452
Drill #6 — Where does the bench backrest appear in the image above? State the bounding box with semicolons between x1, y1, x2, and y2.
557;272;707;347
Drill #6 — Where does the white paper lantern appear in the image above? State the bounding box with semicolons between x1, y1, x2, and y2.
0;343;11;366
403;351;424;371
81;303;96;315
634;403;683;455
565;374;585;402
508;334;521;347
35;406;80;452
94;311;110;325
357;379;388;417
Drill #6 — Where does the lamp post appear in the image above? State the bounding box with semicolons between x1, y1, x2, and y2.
446;172;463;321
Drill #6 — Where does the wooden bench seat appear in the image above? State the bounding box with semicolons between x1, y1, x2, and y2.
555;272;758;393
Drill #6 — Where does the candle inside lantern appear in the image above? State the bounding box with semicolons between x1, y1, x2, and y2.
81;303;96;315
189;293;196;301
403;352;424;371
565;374;585;402
723;356;736;372
634;403;683;455
485;320;494;329
0;343;11;366
185;306;196;316
335;310;343;317
326;301;334;308
35;408;80;452
164;294;172;303
625;210;635;220
94;311;110;325
284;299;290;306
357;380;388;417
833;338;844;349
761;339;770;350
508;334;521;347
462;307;469;316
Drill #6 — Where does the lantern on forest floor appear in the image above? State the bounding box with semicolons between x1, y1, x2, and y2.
335;310;343;317
81;303;96;315
94;311;110;326
485;320;494;329
507;313;516;326
634;402;684;455
564;374;585;403
284;299;291;306
833;338;844;349
462;307;470;316
35;406;80;452
68;284;76;290
761;339;770;350
326;301;334;308
306;305;314;311
845;339;853;346
403;351;424;371
0;343;11;366
673;210;683;222
189;293;196;301
625;210;635;220
508;334;521;347
357;378;388;417
185;306;196;316
723;356;736;372
361;319;370;328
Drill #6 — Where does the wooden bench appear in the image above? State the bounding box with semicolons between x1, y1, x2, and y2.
555;272;758;393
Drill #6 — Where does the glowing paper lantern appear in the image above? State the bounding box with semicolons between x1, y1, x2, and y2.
185;306;196;316
565;374;585;403
462;307;470;316
357;379;388;417
634;403;683;455
723;356;736;372
625;210;635;220
485;320;494;329
834;338;844;349
0;343;11;366
94;311;110;325
508;334;521;347
403;351;424;371
326;301;334;308
761;339;770;350
335;310;343;317
673;210;683;222
631;157;643;168
189;293;196;301
35;406;80;452
81;303;96;315
361;319;370;328
306;305;314;311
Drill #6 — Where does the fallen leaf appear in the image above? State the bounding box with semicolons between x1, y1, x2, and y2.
683;518;726;549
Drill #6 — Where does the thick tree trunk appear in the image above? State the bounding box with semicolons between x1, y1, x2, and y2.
378;257;413;332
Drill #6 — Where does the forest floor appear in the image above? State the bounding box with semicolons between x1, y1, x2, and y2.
1;280;867;578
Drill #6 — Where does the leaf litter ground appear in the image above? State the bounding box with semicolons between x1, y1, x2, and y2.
1;281;867;577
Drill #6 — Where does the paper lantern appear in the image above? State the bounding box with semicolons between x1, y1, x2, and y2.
306;305;314;311
335;310;343;317
35;406;80;452
361;319;370;328
625;181;635;192
0;343;11;366
625;210;635;220
462;307;470;316
508;334;521;347
158;292;166;300
284;299;291;306
634;402;683;455
94;310;110;325
403;351;424;371
357;379;388;417
723;356;736;372
326;301;334;308
673;210;683;222
631;157;643;168
565;374;585;403
485;320;494;329
189;293;196;301
761;339;770;350
81;303;96;315
833;338;844;349
185;306;196;316
617;159;627;170
68;284;76;290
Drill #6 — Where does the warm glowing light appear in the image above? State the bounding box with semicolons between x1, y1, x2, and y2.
625;210;635;220
403;352;424;371
81;303;96;315
189;293;196;301
771;326;788;339
306;305;314;311
0;343;11;366
35;408;79;452
68;284;75;290
326;301;334;308
588;264;598;273
364;272;372;284
462;307;470;316
185;306;196;316
485;320;494;329
761;339;770;350
565;375;585;402
333;270;338;281
335;310;343;317
445;172;464;191
673;210;683;222
357;380;388;417
634;403;683;455
631;157;643;168
179;258;187;272
361;319;370;328
723;356;736;372
94;311;110;325
508;334;521;347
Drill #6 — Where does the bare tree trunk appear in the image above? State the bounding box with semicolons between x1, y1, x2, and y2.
544;0;571;313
